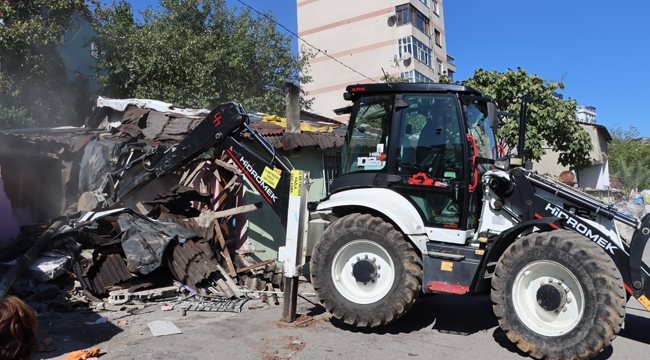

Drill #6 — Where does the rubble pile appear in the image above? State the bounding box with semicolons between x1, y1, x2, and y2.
0;98;314;313
1;158;283;304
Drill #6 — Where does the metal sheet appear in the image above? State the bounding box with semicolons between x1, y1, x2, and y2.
74;253;132;294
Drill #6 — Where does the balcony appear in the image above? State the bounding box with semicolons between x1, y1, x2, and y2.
446;54;455;66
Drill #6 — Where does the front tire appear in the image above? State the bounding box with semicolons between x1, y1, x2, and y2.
310;213;423;327
491;230;626;359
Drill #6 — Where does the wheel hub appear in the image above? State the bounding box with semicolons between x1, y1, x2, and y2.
536;282;567;312
352;257;378;283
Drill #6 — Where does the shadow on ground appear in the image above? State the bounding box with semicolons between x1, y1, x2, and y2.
35;310;123;359
331;293;498;335
493;327;616;360
618;311;650;346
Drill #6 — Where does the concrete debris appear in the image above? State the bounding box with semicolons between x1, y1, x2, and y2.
147;320;182;337
108;286;178;305
28;251;72;282
0;98;295;316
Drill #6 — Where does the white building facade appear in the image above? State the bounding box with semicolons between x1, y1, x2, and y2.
297;0;455;121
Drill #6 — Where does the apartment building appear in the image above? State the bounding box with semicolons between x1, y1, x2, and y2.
297;0;455;121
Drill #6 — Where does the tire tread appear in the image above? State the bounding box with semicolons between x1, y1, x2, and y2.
311;213;423;327
491;230;625;360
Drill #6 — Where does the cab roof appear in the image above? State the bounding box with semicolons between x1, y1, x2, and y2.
345;83;483;97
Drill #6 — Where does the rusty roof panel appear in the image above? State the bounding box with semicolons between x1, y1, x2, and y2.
164;239;221;290
160;117;196;137
74;253;132;295
0;129;94;154
281;132;344;150
142;111;168;140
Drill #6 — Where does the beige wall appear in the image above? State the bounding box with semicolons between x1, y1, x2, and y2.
533;124;611;190
298;0;452;120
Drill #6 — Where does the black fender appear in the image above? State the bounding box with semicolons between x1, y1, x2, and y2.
471;217;561;293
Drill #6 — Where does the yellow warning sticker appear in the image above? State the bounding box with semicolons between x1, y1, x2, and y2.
475;249;485;256
289;170;303;197
261;167;281;189
638;295;650;311
441;261;453;272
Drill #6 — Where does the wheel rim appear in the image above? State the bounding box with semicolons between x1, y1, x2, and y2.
512;260;585;336
331;240;396;304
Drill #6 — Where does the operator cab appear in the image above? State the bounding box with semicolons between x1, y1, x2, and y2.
331;83;498;242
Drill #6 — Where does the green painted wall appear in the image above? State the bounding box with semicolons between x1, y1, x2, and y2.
243;146;327;263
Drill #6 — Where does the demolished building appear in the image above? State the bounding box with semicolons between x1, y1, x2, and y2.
0;97;343;306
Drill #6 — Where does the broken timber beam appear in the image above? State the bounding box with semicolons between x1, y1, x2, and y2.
180;160;208;187
0;218;68;297
214;219;237;277
236;258;278;274
208;203;261;221
214;159;242;175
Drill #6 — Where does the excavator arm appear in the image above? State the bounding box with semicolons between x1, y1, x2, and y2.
83;102;296;231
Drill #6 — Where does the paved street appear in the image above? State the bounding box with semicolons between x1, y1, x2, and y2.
35;281;650;360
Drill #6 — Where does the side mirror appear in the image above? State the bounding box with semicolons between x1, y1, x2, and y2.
487;102;498;130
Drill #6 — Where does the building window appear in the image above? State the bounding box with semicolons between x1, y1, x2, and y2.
398;36;432;67
400;70;434;83
434;29;441;47
436;58;443;74
396;4;430;35
432;0;439;15
323;148;341;195
419;0;428;7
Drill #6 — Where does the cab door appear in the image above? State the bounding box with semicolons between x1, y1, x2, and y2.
391;93;473;243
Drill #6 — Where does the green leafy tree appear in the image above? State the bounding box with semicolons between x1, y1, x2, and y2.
608;125;650;198
0;0;89;129
442;68;593;170
91;0;312;115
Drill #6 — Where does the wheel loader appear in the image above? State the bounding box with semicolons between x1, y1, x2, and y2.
83;83;650;360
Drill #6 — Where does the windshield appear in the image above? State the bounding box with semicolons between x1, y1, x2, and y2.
462;99;497;174
340;94;394;175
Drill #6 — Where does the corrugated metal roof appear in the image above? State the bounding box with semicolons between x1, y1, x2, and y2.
74;252;132;295
0;128;94;153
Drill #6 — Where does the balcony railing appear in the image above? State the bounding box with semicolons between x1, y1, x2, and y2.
446;54;455;66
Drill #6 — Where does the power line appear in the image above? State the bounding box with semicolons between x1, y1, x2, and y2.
235;0;378;83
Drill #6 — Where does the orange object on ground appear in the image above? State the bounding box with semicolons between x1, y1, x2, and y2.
63;347;101;360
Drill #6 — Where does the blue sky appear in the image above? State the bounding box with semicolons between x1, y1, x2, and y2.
131;0;649;136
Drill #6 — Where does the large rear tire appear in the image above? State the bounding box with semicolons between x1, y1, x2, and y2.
491;230;626;359
310;213;422;327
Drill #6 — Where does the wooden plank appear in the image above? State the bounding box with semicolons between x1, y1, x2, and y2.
235;249;266;254
236;258;278;274
216;183;242;212
212;203;261;219
212;175;240;210
215;159;242;175
214;219;237;277
135;202;148;215
181;160;207;187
